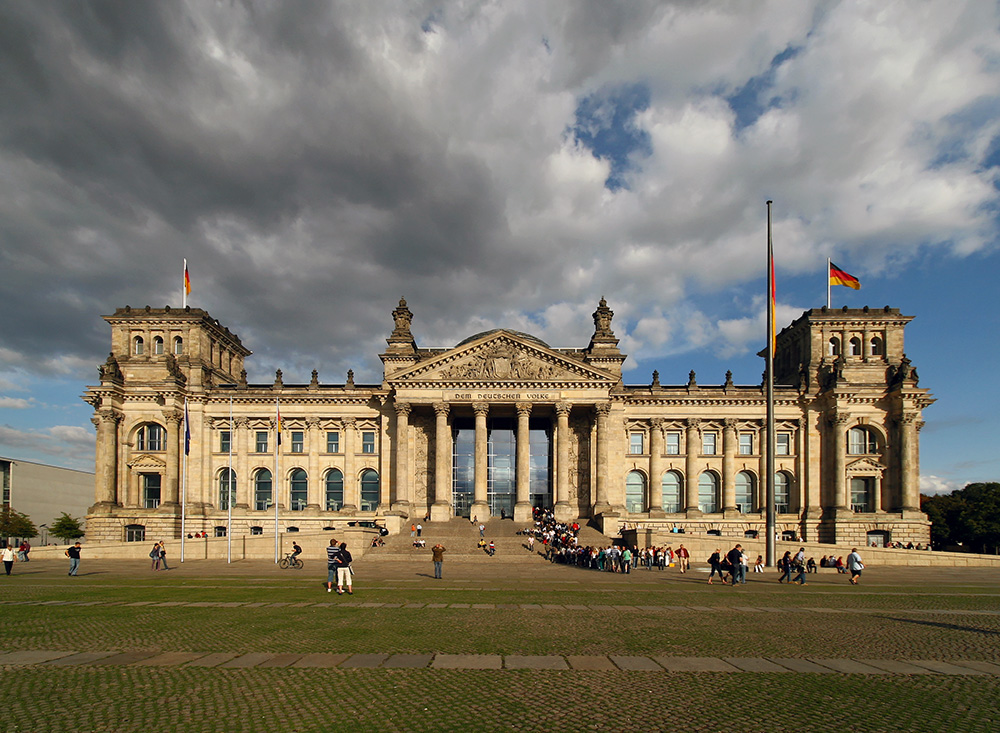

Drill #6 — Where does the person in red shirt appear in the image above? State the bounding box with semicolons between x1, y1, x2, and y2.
676;544;690;573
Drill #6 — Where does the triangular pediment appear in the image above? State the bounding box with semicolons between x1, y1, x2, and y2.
390;332;613;384
128;454;167;471
846;457;886;472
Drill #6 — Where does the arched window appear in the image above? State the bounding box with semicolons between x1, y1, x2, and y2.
828;337;841;357
134;336;145;355
870;337;883;356
735;471;755;513
774;471;790;513
661;471;682;513
173;336;184;354
153;336;164;355
136;423;165;451
290;468;308;511
218;469;236;510
698;472;719;513
360;469;379;511
325;469;344;511
254;469;272;511
625;470;646;513
848;427;878;455
849;337;862;356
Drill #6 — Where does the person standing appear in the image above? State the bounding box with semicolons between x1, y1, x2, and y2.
621;546;632;574
726;544;744;587
410;523;416;537
416;523;422;538
66;542;82;576
18;540;30;562
847;548;864;584
335;542;353;595
527;535;535;552
676;544;690;573
479;523;485;538
2;544;16;575
325;538;341;592
150;542;161;571
431;543;446;579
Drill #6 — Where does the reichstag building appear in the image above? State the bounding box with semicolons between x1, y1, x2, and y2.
83;297;933;546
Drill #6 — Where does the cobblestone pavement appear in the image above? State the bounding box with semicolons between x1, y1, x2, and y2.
2;559;999;732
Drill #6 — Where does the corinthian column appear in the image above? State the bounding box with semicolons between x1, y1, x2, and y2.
648;418;664;516
722;418;737;513
685;418;701;515
831;412;851;510
471;402;489;520
306;417;321;510
553;403;573;522
593;403;612;515
899;414;921;512
234;417;249;509
162;410;182;507
393;401;412;513
431;402;452;521
514;402;532;523
91;410;121;510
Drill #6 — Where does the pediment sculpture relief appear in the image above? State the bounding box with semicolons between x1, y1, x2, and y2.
437;343;567;381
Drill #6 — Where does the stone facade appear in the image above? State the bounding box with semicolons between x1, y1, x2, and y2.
83;299;933;546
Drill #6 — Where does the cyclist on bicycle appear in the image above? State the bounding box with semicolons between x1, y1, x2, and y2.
291;542;302;561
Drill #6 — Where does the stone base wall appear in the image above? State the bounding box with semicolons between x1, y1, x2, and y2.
598;512;931;548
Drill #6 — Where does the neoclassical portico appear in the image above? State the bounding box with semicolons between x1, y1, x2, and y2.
83;298;934;548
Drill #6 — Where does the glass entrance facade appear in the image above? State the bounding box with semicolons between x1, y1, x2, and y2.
451;415;552;517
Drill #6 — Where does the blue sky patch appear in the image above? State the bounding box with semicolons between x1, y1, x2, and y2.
570;83;652;191
727;45;801;132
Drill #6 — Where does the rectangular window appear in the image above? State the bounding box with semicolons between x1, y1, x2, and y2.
255;431;268;453
776;433;791;456
219;430;231;454
326;431;340;453
739;433;753;455
291;431;304;453
362;431;376;454
665;432;681;455
702;432;717;455
629;432;644;455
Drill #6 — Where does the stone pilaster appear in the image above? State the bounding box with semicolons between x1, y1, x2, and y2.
647;418;665;517
341;417;358;513
514;402;532;522
685;418;702;515
593;403;613;515
234;417;249;509
90;409;121;511
161;410;182;507
306;417;321;511
722;418;737;514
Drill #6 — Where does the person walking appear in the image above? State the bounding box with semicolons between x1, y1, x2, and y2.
707;548;726;584
325;538;341;593
847;548;864;584
158;542;171;571
676;544;690;573
726;544;744;587
527;535;535;552
479;523;485;538
150;542;161;571
18;540;30;562
2;544;16;575
778;550;792;583
66;542;82;576
431;543;446;579
335;542;353;595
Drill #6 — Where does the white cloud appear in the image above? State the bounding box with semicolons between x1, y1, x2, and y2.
0;397;32;409
920;474;962;496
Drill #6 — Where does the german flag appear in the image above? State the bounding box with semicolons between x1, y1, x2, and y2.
830;262;861;290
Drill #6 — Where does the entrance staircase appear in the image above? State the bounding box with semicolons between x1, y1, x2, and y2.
362;518;610;564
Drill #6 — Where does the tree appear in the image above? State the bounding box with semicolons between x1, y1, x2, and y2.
0;507;37;541
922;482;1000;553
49;513;85;544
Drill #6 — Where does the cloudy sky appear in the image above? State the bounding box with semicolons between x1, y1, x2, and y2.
1;1;998;495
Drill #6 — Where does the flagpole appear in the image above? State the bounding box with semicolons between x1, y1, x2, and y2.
183;258;188;309
228;390;233;564
274;397;280;564
181;397;188;563
827;257;831;309
765;201;776;568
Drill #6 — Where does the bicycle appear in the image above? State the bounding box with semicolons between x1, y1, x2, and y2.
278;553;304;570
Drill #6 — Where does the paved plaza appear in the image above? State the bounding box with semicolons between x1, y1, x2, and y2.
1;556;998;732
